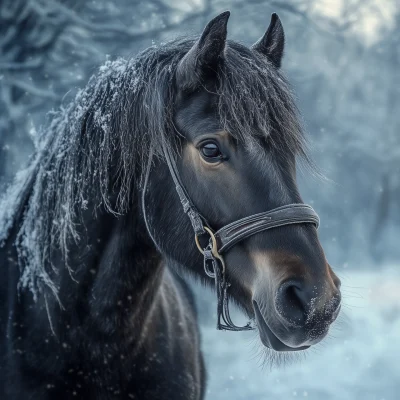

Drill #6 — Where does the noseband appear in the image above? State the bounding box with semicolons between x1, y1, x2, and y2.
161;143;320;331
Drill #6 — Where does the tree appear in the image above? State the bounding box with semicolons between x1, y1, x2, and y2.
0;0;213;185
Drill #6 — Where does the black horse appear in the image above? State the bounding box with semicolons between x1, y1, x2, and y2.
0;12;341;399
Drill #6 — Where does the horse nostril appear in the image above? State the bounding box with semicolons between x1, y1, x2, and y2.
291;285;311;311
276;279;342;327
275;280;309;325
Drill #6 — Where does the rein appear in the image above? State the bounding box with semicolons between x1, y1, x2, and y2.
158;142;320;331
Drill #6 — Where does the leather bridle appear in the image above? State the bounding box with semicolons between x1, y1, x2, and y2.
153;142;320;331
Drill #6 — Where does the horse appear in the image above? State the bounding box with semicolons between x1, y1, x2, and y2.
0;11;342;399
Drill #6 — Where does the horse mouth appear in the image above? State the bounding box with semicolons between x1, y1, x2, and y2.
253;301;310;352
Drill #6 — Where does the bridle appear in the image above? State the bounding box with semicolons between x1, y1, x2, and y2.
146;142;320;332
161;142;320;331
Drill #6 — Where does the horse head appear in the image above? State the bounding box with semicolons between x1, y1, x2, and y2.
143;12;341;352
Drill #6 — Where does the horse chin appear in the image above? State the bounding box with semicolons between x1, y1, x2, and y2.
253;301;310;352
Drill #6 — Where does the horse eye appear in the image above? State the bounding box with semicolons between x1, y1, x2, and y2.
200;142;222;161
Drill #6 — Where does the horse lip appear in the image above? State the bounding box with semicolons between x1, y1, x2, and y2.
253;300;309;352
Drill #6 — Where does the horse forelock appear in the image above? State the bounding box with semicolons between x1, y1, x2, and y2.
0;36;310;298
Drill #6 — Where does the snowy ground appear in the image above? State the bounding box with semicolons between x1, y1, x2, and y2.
199;265;400;400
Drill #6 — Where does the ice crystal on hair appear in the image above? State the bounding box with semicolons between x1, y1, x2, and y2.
0;39;306;299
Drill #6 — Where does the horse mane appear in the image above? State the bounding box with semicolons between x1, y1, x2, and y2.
0;37;308;299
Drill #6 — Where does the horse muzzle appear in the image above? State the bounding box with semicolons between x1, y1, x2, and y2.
252;276;341;351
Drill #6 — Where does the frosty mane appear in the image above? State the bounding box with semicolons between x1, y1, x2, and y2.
0;37;307;298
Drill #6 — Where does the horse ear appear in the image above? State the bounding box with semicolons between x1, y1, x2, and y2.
252;13;285;68
176;11;230;90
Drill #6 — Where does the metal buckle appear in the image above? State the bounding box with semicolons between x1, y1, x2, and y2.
196;227;253;332
195;226;226;274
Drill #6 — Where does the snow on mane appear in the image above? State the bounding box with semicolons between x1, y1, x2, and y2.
0;38;307;300
0;56;148;298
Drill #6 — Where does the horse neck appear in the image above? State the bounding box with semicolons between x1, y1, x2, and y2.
55;200;164;341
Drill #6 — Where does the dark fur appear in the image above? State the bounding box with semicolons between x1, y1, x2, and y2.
0;38;308;298
0;13;339;400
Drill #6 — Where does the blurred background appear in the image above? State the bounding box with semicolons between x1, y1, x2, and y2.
0;0;399;399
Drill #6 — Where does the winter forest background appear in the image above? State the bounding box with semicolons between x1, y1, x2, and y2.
0;0;399;399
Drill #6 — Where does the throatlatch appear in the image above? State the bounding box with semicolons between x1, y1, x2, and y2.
161;142;320;332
